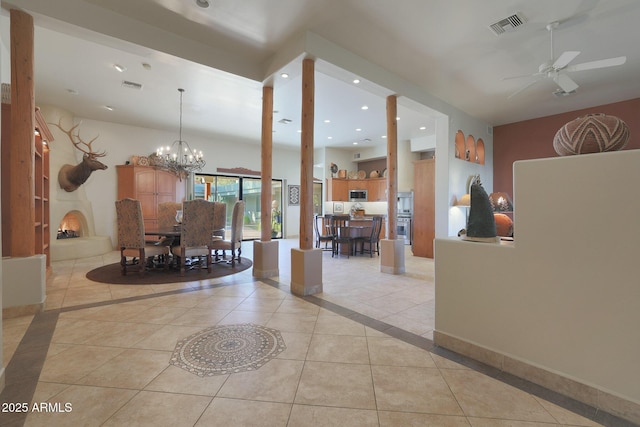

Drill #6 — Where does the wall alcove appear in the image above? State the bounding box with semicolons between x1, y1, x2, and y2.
454;130;485;165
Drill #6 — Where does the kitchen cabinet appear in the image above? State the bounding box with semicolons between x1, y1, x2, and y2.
412;159;435;258
117;165;185;232
326;177;387;201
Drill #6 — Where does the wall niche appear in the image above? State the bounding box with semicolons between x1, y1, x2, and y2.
454;130;484;165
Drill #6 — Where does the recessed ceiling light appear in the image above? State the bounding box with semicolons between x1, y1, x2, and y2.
420;126;426;130
328;136;333;139
324;119;331;123
142;62;152;70
396;117;401;120
195;0;210;8
353;79;360;84
104;105;114;111
297;129;302;133
113;64;126;72
353;142;358;145
382;135;387;139
281;73;289;78
361;105;368;110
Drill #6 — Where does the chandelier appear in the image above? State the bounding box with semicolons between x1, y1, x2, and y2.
149;88;205;179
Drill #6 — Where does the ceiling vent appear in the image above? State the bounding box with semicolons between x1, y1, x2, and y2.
353;153;361;159
121;80;143;90
489;12;526;36
278;118;292;124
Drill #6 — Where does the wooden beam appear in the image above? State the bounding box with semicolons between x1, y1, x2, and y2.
386;95;398;240
260;86;274;241
299;58;315;250
10;9;36;257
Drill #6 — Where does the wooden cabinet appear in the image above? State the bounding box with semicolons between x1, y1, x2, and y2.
326;177;387;201
1;104;53;267
326;178;349;201
117;165;185;232
366;178;387;201
412;159;435;258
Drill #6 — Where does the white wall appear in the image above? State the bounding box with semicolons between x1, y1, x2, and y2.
434;150;640;422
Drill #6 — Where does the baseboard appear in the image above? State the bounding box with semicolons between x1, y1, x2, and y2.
3;303;44;319
434;330;640;425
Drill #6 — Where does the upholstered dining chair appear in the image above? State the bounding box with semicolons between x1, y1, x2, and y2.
212;202;227;240
170;199;217;275
115;198;169;276
156;201;182;246
357;215;384;257
211;200;245;266
314;214;333;251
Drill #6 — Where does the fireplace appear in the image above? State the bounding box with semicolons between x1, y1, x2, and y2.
57;210;86;239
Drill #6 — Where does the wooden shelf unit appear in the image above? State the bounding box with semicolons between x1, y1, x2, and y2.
1;104;54;267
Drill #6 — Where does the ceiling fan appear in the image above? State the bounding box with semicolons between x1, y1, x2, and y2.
505;21;626;98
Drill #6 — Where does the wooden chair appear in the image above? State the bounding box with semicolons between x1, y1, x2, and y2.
357;215;384;257
314;214;333;251
211;200;245;266
330;215;355;258
115;198;169;276
170;199;216;275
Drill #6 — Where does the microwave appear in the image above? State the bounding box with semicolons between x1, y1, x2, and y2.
349;189;368;202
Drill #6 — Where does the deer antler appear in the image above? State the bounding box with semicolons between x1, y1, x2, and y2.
50;119;106;158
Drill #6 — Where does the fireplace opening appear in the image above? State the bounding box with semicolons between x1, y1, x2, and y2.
57;210;88;240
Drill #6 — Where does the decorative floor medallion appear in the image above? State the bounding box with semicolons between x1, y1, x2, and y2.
170;323;286;376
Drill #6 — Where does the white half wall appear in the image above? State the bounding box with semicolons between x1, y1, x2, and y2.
435;149;640;423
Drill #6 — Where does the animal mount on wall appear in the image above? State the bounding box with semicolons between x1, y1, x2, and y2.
51;120;108;192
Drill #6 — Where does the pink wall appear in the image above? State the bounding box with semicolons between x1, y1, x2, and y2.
493;97;640;197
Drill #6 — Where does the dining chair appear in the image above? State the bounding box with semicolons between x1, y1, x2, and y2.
358;215;384;257
156;201;182;246
171;199;217;275
314;214;333;251
115;198;169;276
213;202;227;240
330;214;355;258
211;200;245;266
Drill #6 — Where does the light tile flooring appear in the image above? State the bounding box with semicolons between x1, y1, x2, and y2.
1;239;624;426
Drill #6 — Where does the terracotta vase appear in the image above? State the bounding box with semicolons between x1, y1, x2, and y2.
553;113;629;156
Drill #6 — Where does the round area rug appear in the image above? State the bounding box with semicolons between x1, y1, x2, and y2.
170;323;286;376
86;258;252;285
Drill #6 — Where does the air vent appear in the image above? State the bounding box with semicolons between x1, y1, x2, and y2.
353;153;361;159
278;118;292;124
121;80;143;90
489;12;526;35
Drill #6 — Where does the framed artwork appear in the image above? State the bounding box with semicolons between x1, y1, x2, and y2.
288;185;300;206
334;202;344;213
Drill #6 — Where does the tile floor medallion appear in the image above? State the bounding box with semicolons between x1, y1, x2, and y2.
170;323;286;376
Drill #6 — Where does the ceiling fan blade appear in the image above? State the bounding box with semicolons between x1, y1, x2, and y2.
507;78;542;99
565;56;626;72
553;51;580;69
554;73;579;93
502;72;542;81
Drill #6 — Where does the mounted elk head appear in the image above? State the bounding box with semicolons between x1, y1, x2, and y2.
51;120;108;192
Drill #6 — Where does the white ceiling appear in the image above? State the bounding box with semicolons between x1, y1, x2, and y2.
2;0;640;151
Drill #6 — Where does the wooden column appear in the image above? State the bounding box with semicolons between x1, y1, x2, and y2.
10;9;36;257
386;95;398;240
260;86;274;241
299;58;315;250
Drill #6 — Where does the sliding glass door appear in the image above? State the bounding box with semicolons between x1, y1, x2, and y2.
194;174;283;240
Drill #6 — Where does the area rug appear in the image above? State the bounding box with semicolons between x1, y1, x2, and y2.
170;323;286;376
86;258;252;285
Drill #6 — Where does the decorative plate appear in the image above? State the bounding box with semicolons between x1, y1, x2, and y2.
348;170;357;179
357;170;366;179
382;168;388;177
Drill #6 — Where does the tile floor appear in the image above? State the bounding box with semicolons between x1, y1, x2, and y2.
1;239;630;426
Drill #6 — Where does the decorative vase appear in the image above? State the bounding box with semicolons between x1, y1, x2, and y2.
553;113;629;156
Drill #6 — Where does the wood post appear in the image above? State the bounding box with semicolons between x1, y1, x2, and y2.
260;86;274;241
10;9;36;257
386;95;398;240
299;58;315;250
